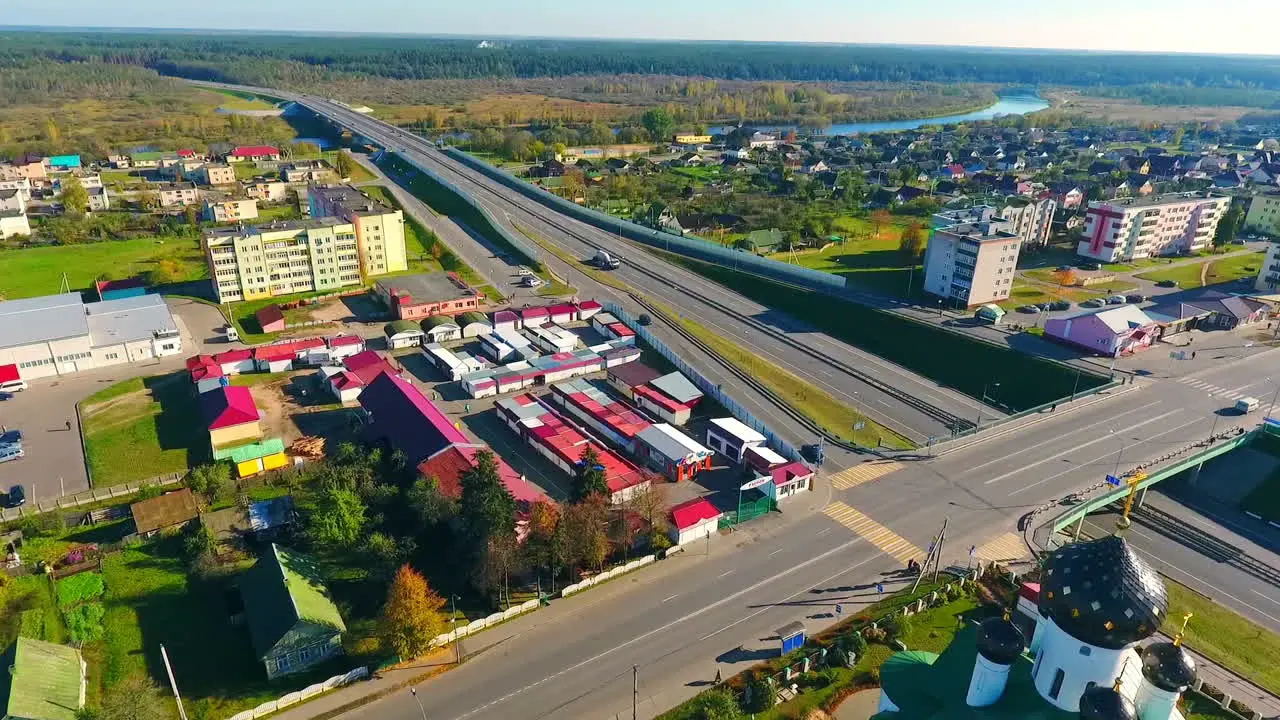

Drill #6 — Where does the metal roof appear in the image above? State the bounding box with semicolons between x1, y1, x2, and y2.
636;423;710;462
650;371;703;403
85;294;178;347
0;293;88;350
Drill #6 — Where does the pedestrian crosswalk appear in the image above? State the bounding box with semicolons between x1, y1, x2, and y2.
823;501;923;564
827;461;904;490
974;532;1031;565
1177;376;1253;402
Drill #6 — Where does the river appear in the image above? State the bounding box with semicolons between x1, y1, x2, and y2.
710;94;1049;136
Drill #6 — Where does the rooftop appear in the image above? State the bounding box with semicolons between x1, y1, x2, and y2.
201;385;261;430
375;272;475;304
309;184;395;216
1090;191;1226;210
241;544;346;660
84;294;178;347
649;371;703;404
204;216;351;240
709;417;767;444
1;637;84;720
670;497;721;530
0;293;88;350
131;488;200;535
935;221;1020;242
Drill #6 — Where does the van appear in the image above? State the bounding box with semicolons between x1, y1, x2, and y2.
224;324;239;343
0;379;27;393
1235;396;1260;414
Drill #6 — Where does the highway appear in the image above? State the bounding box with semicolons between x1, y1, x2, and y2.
197;81;1002;444
189;82;1279;719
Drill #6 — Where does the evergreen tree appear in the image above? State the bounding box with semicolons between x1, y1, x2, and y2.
573;446;610;501
459;449;516;541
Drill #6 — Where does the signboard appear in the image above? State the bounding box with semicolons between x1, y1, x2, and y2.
853;421;866;431
740;475;772;491
1105;474;1121;486
1169;350;1189;360
835;604;843;615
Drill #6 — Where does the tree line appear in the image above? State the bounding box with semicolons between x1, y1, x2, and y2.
6;31;1280;91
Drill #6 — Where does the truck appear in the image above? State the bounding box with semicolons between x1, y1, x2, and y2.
591;250;621;270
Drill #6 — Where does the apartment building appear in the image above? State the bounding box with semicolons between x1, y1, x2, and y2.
245;180;289;203
203;198;259;224
1255;241;1280;293
308;184;408;277
922;219;1022;308
1245;192;1280;238
156;182;200;207
204;218;363;303
997;195;1056;247
193;164;237;186
1078;192;1230;262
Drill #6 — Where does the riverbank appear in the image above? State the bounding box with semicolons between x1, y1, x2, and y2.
710;93;1049;136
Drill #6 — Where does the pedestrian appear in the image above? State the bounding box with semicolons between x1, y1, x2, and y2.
65;419;71;431
1050;403;1057;412
1192;351;1197;359
714;668;722;684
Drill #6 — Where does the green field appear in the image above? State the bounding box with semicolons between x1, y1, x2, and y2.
0;237;207;301
81;372;209;485
210;88;281;111
660;252;1107;411
1135;251;1265;289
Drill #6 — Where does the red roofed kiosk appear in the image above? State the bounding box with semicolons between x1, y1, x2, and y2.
669;497;722;546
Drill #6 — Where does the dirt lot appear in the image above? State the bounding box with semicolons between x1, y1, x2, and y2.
1043;90;1257;124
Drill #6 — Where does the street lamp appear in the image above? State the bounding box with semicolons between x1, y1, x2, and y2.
1207;393;1221;442
977;382;1000;426
449;594;462;664
1266;376;1280;421
1111;428;1126;478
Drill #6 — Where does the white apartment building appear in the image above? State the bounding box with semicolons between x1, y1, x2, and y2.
244;180;289;203
1256;241;1280;293
923;220;1022;308
194;164;237;186
0;178;33;203
155;182;200;207
998;195;1057;247
204;218;363;303
1245;192;1280;238
1078;192;1230;262
308;184;408;277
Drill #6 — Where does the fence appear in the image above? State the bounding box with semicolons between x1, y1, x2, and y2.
604;302;802;462
379;151;544;271
225;666;369;720
0;472;185;524
427;597;542;649
559;554;655;597
444;147;848;295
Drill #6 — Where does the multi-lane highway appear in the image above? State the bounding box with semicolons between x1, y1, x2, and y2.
192;81;1278;720
196;81;999;445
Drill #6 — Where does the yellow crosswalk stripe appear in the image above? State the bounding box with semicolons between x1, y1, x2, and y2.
974;532;1029;564
828;461;904;490
822;501;923;564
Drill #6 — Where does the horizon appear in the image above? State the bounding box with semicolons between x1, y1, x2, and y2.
9;0;1280;56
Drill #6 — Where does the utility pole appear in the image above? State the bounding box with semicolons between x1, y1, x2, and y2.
633;665;639;720
410;688;427;720
160;644;188;720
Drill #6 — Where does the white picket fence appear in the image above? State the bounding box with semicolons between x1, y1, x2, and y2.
225;666;369;720
560;555;655;598
427;597;541;649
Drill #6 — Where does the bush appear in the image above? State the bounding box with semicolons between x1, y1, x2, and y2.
842;629;867;656
65;602;106;643
56;572;105;607
743;672;773;713
864;626;887;643
1229;699;1254;716
881;613;912;642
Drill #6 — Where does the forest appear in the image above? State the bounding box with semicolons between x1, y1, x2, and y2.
4;31;1280;90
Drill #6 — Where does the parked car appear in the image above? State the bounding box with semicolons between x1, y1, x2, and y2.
1156;279;1179;288
1106;295;1127;305
0;378;26;393
1017;305;1041;314
1035;302;1051;311
0;446;23;465
520;275;543;288
4;485;25;507
1081;299;1104;308
1079;261;1102;271
1049;301;1072;311
0;430;22;448
637;313;653;326
1125;294;1146;303
516;266;535;277
801;443;825;466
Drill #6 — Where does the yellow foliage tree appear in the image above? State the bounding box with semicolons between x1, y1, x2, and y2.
380;564;448;661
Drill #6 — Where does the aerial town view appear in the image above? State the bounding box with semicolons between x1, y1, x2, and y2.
4;3;1280;720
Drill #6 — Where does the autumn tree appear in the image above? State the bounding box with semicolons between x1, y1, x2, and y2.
59;174;88;215
380;564;448;661
1051;268;1078;288
869;209;891;239
573;446;610;502
564;495;610;573
93;674;169;720
630;482;672;550
476;532;522;607
335;150;358;179
898;221;926;262
522;500;561;574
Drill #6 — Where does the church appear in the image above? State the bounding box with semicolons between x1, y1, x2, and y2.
874;535;1198;720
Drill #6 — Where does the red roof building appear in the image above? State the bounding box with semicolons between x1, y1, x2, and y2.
342;350;396;385
255;305;286;334
253;337;326;363
228;145;281;160
548;379;649;451
669;497;722;545
0;363;20;384
769;461;814;502
416;444;548;505
327;335;364;348
359;372;469;465
200;386;261;430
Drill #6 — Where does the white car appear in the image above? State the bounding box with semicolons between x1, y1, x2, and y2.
516;266;535;277
521;275;543;288
0;446;23;464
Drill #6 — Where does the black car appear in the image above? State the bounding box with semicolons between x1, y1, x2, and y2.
1156;279;1179;288
800;443;825;466
1125;294;1146;303
1049;300;1072;311
1079;261;1102;271
1035;302;1051;311
5;485;25;508
637;313;653;326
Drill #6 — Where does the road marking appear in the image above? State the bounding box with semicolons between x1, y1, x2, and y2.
828;461;904;490
823;501;923;563
663;594;679;603
451;536;865;720
1008;418;1200;497
717;570;734;579
974;532;1030;564
985;409;1182;486
1252;589;1280;608
961;401;1162;474
769;548;785;557
816;527;832;536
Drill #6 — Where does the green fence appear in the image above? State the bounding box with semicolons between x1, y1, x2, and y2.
719;491;775;529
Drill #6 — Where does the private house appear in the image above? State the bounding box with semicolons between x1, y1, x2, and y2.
669;497;722;546
245;180;289;203
202;385;264;451
0;637;87;720
282;160;334;183
255;305;286;334
0;189;25;215
1044;305;1159;357
241;544;346;679
131;488;201;537
228;146;282;163
736;228;784;253
203;198;259;224
86;186;110;212
155;182;200;207
359;371;468;465
0;210;30;239
193;164;237;186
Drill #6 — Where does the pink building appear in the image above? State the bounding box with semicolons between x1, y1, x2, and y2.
1044;306;1159;357
1078;193;1230;262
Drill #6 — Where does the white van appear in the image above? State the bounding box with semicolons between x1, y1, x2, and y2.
0;379;27;393
1235;396;1260;413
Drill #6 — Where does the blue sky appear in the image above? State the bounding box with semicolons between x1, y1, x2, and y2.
14;0;1280;54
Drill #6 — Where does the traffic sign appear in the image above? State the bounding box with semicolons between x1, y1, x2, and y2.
835;604;843;615
854;421;866;431
875;583;884;595
1105;474;1121;486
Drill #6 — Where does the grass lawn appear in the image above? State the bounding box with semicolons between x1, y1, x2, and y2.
0;237;207;301
210;88;281;111
81;372;209;485
257;203;301;222
234;162;268;181
321;151;375;183
228;289;340;344
1135;251;1264;290
100;169;148;189
1163;579;1280;695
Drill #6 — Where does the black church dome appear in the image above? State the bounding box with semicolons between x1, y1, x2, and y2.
975;615;1024;665
1039;536;1167;650
1142;641;1197;691
1079;684;1138;720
